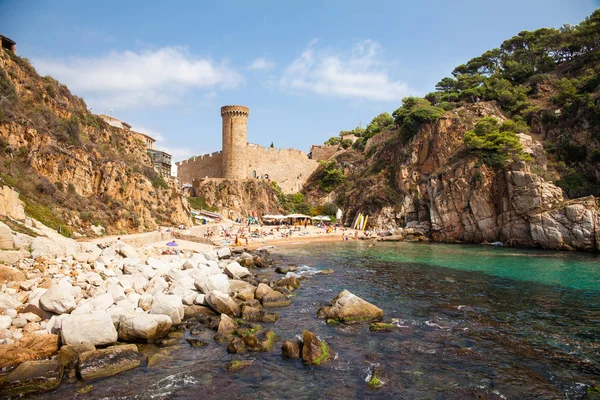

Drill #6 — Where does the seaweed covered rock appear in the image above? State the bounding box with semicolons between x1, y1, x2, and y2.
78;344;142;380
301;330;330;365
261;290;291;307
0;360;64;397
318;290;383;324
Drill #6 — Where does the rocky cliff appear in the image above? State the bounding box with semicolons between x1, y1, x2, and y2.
0;48;191;236
311;102;600;251
192;179;284;221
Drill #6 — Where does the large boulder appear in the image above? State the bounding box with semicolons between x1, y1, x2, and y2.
0;334;59;369
261;290;291;307
194;273;230;294
0;359;64;397
39;280;77;314
301;330;330;365
229;280;256;301
217;314;238;335
318;290;383;323
254;283;272;300
150;294;184;324
78;344;141;380
224;261;250;279
118;313;172;342
61;312;118;346
205;291;240;317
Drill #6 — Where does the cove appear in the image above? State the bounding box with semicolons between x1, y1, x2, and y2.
31;242;600;399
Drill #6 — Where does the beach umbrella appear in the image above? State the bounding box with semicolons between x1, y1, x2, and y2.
166;241;178;247
321;216;331;221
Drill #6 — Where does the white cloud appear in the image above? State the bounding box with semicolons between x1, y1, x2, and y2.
247;57;276;70
33;47;243;109
280;40;410;102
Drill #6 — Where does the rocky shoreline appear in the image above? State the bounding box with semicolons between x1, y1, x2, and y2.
0;233;387;397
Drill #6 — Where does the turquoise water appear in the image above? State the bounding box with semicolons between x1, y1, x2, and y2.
351;242;600;291
33;242;600;399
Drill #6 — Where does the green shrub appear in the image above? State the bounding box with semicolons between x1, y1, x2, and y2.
188;195;218;211
314;160;346;193
464;116;530;167
340;139;353;149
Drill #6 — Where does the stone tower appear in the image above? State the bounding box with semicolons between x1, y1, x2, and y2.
221;105;249;179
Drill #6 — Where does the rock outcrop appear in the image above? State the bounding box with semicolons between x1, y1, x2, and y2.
329;102;600;251
318;290;383;324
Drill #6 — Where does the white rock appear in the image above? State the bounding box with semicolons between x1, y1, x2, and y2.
203;250;219;261
194;273;230;295
118;312;172;342
72;293;114;315
224;261;250;279
27;288;47;309
84;271;104;286
60;311;118;346
11;317;26;328
0;315;12;329
116;299;136;312
194;294;207;306
216;247;231;259
126;292;141;307
20;312;41;322
139;293;153;311
146;277;168;296
150;294;184;324
0;292;21;310
39;280;77;314
4;308;17;318
107;305;130;325
107;283;126;303
119;274;148;293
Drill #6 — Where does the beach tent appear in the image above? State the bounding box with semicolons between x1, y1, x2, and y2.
336;208;343;220
286;214;311;219
195;215;214;222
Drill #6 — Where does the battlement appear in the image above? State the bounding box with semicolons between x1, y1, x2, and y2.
177;104;319;194
221;105;249;117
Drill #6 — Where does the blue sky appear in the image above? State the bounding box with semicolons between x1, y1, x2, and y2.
1;0;598;170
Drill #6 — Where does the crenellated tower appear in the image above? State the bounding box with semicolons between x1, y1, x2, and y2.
221;105;249;179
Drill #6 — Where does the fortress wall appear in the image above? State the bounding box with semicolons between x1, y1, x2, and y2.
310;144;339;161
244;146;319;194
365;130;398;153
176;151;223;184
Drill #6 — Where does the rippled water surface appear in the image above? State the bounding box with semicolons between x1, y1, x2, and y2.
35;242;600;399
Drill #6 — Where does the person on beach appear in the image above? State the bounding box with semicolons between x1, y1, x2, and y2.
116;237;124;254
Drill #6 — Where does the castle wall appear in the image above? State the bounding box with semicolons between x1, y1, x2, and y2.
310;144;339;161
176;151;223;184
243;145;319;193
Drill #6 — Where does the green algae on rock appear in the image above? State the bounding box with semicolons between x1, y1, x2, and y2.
301;330;331;365
226;360;253;372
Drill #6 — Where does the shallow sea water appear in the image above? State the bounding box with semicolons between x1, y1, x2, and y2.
33;242;600;399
